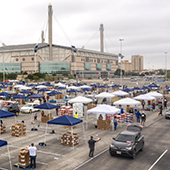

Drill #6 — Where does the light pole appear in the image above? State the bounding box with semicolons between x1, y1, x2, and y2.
165;52;168;81
119;39;124;87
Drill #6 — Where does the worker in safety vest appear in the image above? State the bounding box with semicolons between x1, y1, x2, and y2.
75;112;79;118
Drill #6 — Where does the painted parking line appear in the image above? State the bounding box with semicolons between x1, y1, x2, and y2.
148;149;168;170
74;148;108;170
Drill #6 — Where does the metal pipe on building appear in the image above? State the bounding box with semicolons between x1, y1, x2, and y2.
100;24;104;52
48;4;53;61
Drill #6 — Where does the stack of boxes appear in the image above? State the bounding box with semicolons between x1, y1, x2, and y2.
97;119;111;130
11;123;26;137
18;148;30;168
0;125;6;134
87;103;96;110
41;113;53;123
55;94;64;99
61;132;79;146
58;106;73;116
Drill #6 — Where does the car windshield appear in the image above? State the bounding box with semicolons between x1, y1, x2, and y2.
24;104;32;107
2;107;8;111
115;134;135;142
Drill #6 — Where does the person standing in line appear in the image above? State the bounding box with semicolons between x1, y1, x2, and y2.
164;97;167;109
134;105;138;114
88;136;101;158
136;110;141;123
141;111;146;126
46;95;49;102
152;102;156;111
28;143;37;169
113;116;118;131
141;100;145;110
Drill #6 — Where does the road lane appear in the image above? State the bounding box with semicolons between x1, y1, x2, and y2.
76;118;170;170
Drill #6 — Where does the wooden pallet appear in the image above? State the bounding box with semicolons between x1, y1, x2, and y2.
11;134;26;137
13;163;30;169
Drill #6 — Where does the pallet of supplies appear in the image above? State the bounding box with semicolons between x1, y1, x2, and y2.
18;148;30;168
61;132;79;146
11;123;26;137
97;119;111;130
0;125;6;134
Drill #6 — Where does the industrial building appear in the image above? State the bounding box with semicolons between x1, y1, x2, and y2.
0;5;118;78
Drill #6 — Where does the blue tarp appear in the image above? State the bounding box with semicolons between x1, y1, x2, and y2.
20;90;33;94
47;115;83;126
0;92;11;96
29;94;45;98
47;91;62;95
0;110;15;118
0;139;8;148
13;94;27;99
34;102;59;110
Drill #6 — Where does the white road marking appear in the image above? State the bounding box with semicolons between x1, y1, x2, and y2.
148;149;168;170
74;148;108;170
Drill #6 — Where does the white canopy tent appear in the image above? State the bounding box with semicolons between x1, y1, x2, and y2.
14;84;24;88
54;82;66;87
79;85;92;89
111;90;129;96
67;86;80;90
95;92;115;98
87;104;120;114
147;91;163;97
114;97;141;106
68;96;93;129
36;85;47;89
19;86;32;90
133;94;156;101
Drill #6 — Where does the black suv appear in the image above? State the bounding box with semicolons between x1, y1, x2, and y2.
2;103;20;116
109;124;144;159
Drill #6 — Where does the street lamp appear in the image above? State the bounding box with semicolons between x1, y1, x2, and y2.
165;52;168;81
119;39;124;87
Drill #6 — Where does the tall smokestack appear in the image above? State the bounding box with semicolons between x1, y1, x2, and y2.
41;31;45;43
48;4;53;60
100;24;104;52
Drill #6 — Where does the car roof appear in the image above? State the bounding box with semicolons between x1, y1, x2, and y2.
120;130;139;136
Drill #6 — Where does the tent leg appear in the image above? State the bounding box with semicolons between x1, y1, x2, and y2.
7;145;12;170
71;127;74;149
82;122;86;144
15;116;16;123
44;123;48;144
85;105;88;129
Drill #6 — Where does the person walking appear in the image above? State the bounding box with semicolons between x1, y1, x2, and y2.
136;110;141;123
159;105;163;116
134;105;138;114
28;143;37;169
34;112;37;122
113;116;118;131
141;111;146;126
88;136;101;158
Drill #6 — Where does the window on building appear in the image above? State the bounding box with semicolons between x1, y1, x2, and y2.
22;58;25;61
31;57;34;61
72;55;76;62
86;57;89;62
16;58;18;62
108;59;110;63
97;59;100;63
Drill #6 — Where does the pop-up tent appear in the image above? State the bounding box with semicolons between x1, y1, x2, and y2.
44;115;85;145
29;94;45;98
133;94;156;101
20;90;33;94
111;90;129;97
13;94;27;99
114;97;141;106
0;109;15;118
0;92;11;96
147;91;163;98
0;139;12;170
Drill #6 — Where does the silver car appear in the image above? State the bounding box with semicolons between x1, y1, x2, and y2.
165;109;170;119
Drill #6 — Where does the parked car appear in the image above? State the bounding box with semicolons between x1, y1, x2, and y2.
2;103;20;116
20;103;39;113
165;109;170;119
109;124;144;159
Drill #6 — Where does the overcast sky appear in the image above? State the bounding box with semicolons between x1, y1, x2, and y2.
0;0;170;69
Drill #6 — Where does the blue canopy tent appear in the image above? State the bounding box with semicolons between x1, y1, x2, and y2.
55;87;66;90
45;84;54;87
13;94;27;99
20;90;33;94
81;88;92;91
98;85;107;88
44;115;85;145
0;110;15;118
133;87;143;91
0;92;12;96
38;88;50;92
142;86;151;90
148;83;160;89
90;84;98;87
47;91;62;95
28;84;36;86
34;102;58;110
67;89;80;93
29;94;45;98
0;86;7;88
0;139;12;170
123;88;133;92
